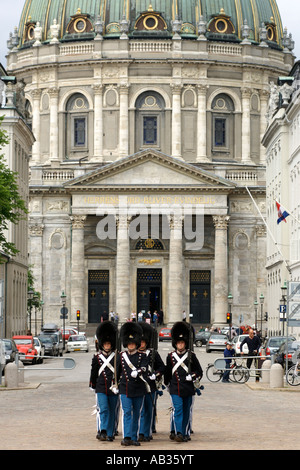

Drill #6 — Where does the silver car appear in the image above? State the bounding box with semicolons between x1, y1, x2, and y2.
206;333;228;353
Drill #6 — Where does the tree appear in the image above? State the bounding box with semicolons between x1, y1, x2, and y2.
0;115;27;261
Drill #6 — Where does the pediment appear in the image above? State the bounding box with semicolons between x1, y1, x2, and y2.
64;150;235;190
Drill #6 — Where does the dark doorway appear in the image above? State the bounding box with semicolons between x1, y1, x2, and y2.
88;270;109;323
137;269;162;315
190;270;211;324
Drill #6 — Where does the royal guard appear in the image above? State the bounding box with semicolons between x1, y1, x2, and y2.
164;321;203;442
138;322;165;442
117;322;149;446
89;321;119;442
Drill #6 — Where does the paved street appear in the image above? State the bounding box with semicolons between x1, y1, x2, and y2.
1;336;300;451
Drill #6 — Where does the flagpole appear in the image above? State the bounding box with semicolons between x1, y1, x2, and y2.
245;187;291;275
275;198;300;226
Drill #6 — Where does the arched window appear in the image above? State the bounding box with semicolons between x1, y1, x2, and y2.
135;91;166;152
65;93;89;159
211;94;235;159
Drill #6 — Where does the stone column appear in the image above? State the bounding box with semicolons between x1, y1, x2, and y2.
115;214;131;324
119;84;129;158
168;215;183;325
241;87;252;164
70;215;86;323
213;215;230;325
197;84;209;162
93;84;104;161
31;89;41;165
259;89;269;165
29;222;44;295
171;84;182;159
49;87;59;161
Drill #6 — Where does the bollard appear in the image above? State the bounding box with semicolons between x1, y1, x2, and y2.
261;359;271;384
18;361;25;384
5;362;19;388
270;363;284;388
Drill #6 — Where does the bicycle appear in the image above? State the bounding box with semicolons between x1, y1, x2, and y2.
206;359;249;383
286;353;300;386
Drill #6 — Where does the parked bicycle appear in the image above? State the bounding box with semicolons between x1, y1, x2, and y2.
286;352;300;386
206;359;249;384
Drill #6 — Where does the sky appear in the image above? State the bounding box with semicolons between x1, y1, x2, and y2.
0;0;300;67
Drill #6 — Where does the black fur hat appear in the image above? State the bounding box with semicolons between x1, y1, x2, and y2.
96;321;118;351
139;321;155;348
171;321;194;349
120;322;143;349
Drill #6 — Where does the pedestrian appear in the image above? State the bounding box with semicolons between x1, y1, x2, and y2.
138;322;165;442
164;321;203;443
152;310;158;327
222;342;235;383
138;311;143;322
117;322;149;446
240;328;261;382
89;321;119;442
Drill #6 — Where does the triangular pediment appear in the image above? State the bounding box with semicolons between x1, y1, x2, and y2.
64;150;235;190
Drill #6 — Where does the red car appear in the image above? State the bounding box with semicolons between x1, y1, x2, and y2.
158;328;172;342
60;327;78;342
12;335;38;364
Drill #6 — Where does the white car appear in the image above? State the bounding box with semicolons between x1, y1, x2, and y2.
232;334;249;356
33;337;45;363
66;334;89;353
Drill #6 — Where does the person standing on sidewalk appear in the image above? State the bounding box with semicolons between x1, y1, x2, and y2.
222;342;235;383
89;321;119;442
240;329;261;382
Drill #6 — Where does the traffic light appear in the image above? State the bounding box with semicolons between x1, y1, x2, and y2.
226;312;232;324
264;312;268;321
76;310;80;321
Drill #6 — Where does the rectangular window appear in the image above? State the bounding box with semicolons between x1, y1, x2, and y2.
214;118;226;147
143;116;157;145
74;118;86;146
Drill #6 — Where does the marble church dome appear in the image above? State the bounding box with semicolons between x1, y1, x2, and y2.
16;0;284;49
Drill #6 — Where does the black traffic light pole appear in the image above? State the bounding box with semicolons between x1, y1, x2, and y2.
77;310;80;332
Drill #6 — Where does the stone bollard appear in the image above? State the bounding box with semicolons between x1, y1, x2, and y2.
5;362;19;388
18;361;25;384
261;359;271;384
270;363;284;388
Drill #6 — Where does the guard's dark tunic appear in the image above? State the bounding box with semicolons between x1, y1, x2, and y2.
164;350;203;397
117;350;149;397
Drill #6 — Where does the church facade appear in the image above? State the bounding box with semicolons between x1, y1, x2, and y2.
5;0;294;328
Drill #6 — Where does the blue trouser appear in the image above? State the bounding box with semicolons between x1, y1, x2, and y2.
96;393;119;437
170;394;193;437
222;362;231;381
139;392;155;438
120;394;144;441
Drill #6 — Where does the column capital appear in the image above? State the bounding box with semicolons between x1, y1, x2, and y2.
241;87;252;98
168;214;184;230
171;83;182;95
48;87;59;97
29;223;44;236
70;215;87;229
116;214;132;229
213;215;230;229
31;88;42;99
92;83;104;94
197;83;209;95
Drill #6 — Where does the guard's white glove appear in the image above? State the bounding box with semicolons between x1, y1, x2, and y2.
111;386;119;395
131;370;138;378
186;374;192;381
149;374;156;381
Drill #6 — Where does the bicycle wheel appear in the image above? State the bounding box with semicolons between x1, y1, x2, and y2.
233;365;250;383
206;364;222;383
286;365;300;386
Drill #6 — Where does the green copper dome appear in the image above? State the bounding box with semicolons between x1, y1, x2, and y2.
17;0;284;48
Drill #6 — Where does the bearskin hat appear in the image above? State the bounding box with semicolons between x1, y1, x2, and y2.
120;322;143;349
171;321;194;349
139;321;155;348
96;321;118;351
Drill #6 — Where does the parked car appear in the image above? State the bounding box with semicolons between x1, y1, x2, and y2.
0;340;6;374
158;328;172;342
66;334;89;353
38;335;58;356
232;334;249;356
206;333;228;353
263;336;296;357
275;340;300;370
33;337;45;364
3;339;18;364
12;335;38;364
60;327;78;342
194;331;211;347
41;324;64;356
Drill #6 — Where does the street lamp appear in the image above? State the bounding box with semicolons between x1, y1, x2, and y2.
33;292;38;336
27;288;34;334
61;291;67;349
228;293;233;340
254;300;258;331
280;281;287;336
259;293;264;334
